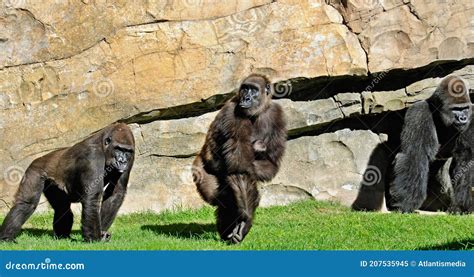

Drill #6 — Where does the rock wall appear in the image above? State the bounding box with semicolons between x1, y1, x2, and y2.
0;0;473;213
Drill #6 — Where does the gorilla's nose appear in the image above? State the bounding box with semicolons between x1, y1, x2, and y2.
458;115;468;124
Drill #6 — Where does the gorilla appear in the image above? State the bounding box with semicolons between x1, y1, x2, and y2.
448;119;473;213
0;123;135;242
390;75;472;213
192;74;287;243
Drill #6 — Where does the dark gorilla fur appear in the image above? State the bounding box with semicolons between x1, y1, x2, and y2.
192;74;287;243
449;120;473;213
390;75;472;213
0;123;135;242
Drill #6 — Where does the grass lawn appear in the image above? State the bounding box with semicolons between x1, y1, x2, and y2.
0;200;473;250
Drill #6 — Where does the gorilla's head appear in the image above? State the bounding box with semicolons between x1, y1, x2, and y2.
435;76;472;132
104;123;135;173
237;74;272;116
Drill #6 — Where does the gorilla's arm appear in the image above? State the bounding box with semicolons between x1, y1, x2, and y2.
79;164;104;242
214;101;255;174
100;169;132;231
253;104;287;181
449;124;473;213
390;101;440;212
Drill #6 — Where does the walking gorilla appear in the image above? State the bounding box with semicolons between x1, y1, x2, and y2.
192;74;287;244
390;75;473;213
0;123;135;242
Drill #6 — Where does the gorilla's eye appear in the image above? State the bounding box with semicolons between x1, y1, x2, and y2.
104;137;112;146
250;88;259;97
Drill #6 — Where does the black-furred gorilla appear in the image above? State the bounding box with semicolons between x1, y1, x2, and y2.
390;75;472;213
192;74;287;243
449;120;473;213
0;123;135;242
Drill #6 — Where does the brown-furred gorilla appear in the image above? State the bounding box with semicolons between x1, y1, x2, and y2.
0;123;135;242
390;75;472;213
192;74;287;244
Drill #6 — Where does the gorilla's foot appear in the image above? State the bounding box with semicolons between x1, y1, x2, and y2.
53;233;71;240
101;231;111;242
226;221;246;244
0;236;17;243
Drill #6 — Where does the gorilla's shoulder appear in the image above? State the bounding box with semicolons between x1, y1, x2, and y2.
405;100;431;120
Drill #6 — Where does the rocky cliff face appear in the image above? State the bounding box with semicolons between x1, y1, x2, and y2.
1;0;473;213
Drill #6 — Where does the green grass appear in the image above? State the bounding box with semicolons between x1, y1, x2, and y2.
1;200;473;250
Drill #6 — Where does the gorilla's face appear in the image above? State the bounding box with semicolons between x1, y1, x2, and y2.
104;126;135;173
438;76;473;132
239;84;261;110
451;105;472;131
441;102;472;132
238;76;271;116
108;144;133;172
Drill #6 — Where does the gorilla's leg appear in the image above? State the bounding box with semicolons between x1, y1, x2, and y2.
0;168;45;241
43;182;73;238
216;175;259;244
420;159;453;211
192;156;219;206
448;157;472;213
216;199;239;243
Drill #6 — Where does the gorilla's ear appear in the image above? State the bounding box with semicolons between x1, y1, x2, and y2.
265;83;271;95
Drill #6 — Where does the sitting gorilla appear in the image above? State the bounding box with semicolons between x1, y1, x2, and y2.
0;123;135;242
390;75;472;213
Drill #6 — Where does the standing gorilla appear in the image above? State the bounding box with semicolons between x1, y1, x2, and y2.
192;74;287;243
0;123;135;242
390;76;472;213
